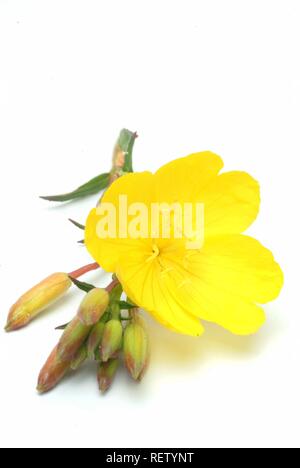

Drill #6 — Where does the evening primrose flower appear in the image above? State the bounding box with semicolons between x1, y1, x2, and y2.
85;152;283;336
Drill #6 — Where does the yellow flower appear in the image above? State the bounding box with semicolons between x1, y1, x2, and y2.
85;152;283;336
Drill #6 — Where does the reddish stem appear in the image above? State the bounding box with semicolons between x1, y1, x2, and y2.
69;262;100;279
105;278;119;293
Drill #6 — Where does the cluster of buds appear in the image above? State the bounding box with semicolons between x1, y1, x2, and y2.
5;267;150;394
37;285;150;394
4;129;150;394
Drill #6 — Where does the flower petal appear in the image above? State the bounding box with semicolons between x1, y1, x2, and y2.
191;235;284;304
155;151;224;203
116;249;204;336
161;234;283;335
201;171;260;236
155;154;259;236
85;172;154;271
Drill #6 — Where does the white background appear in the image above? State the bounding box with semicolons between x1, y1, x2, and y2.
0;0;299;449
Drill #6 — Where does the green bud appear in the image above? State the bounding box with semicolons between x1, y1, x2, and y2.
123;315;150;380
70;344;88;371
77;288;109;326
97;359;119;393
100;319;123;362
87;322;105;359
57;316;91;362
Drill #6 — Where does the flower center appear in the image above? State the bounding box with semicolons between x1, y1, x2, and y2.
146;244;160;262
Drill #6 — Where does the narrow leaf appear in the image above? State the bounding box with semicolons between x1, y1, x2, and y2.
70;277;96;293
55;322;70;330
126;297;136;307
118;301;135;310
40;172;110;202
69;219;85;230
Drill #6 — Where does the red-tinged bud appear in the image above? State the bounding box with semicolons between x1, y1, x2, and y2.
97;359;119;393
77;288;109;326
57;316;91;362
87;322;105;359
123;314;150;381
100;319;123;362
5;273;72;332
37;345;69;393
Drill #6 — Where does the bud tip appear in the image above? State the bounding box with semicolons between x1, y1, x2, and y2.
36;384;46;394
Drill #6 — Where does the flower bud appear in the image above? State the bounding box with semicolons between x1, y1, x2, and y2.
112;144;126;171
5;273;72;332
70;344;88;371
57;316;91;362
100;319;123;362
97;359;119;393
77;288;109;326
87;322;105;359
123;315;150;380
37;345;69;393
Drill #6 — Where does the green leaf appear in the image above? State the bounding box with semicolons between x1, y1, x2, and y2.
118;129;138;173
40;172;110;202
69;219;85;230
55;321;70;330
70;276;96;293
126;297;136;307
118;301;135;310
